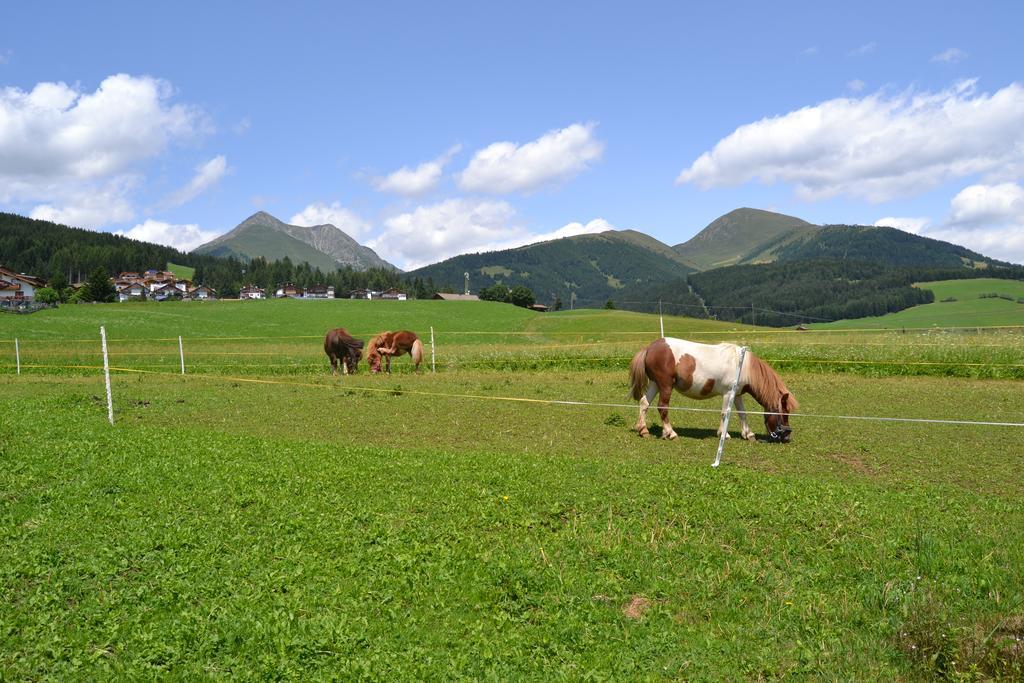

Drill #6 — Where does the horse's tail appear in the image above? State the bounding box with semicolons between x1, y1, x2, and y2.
411;338;424;367
629;348;649;401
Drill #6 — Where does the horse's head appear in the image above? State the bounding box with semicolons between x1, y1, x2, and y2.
367;348;383;374
345;347;362;374
764;392;795;443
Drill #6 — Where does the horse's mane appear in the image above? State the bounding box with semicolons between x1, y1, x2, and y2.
366;332;390;358
745;352;799;414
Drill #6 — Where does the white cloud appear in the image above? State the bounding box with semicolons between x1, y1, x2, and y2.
875;184;1024;264
29;176;138;228
847;79;866;93
849;42;876;56
874;216;929;234
289;201;372;238
928;182;1024;263
457;123;604;194
369;198;522;269
802;46;819;56
677;80;1024;202
161;155;229;208
116;219;219;253
233;117;251;135
373;145;461;196
0;74;204;194
932;48;967;64
368;198;619;270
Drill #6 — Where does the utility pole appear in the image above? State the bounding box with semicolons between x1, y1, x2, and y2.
751;302;756;326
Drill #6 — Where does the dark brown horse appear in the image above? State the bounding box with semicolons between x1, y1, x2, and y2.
324;328;365;375
366;330;424;373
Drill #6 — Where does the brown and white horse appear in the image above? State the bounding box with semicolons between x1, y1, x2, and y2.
367;330;424;374
629;338;798;443
324;328;365;375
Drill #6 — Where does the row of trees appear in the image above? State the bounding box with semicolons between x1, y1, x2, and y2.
478;283;539;308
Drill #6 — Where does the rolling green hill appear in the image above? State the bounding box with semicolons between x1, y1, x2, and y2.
816;278;1024;329
409;231;698;309
194;212;396;272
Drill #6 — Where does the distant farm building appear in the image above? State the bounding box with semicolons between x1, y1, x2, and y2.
240;285;266;300
275;283;303;298
304;284;335;299
189;284;217;300
380;288;407;300
432;293;480;301
528;303;549;312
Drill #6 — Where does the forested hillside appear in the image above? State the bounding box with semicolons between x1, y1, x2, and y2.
768;225;1007;268
410;232;693;308
685;260;1024;326
0;213;407;297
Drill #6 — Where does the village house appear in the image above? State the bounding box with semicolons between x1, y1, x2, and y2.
303;284;335;299
275;283;304;298
117;282;148;302
189;284;217;300
239;284;266;300
349;288;372;299
151;283;183;301
0;266;47;301
380;287;408;300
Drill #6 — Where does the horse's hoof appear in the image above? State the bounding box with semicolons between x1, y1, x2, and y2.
662;431;677;441
745;434;756;442
637;430;649;438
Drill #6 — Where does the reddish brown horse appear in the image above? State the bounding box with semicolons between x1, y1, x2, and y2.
366;330;424;373
324;328;365;375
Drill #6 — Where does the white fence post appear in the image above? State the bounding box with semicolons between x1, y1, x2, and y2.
179;335;185;374
101;326;114;425
14;338;20;375
430;326;436;373
712;345;747;468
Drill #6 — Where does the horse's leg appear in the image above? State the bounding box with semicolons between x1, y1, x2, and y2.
635;383;657;437
735;394;755;441
717;391;735;440
341;355;349;375
329;353;338;377
658;381;678;440
385;354;392;374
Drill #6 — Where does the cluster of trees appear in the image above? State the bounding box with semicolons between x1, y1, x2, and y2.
192;255;414;299
477;283;538;308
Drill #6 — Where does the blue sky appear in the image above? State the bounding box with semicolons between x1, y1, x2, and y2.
2;1;1023;267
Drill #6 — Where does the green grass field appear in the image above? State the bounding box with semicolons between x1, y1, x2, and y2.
818;278;1024;330
2;301;1023;679
166;262;196;281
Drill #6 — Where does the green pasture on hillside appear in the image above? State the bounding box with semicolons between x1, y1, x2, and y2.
818;278;1024;330
166;262;196;281
2;299;1023;678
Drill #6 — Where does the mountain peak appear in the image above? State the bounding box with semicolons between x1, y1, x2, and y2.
193;212;397;272
672;208;817;270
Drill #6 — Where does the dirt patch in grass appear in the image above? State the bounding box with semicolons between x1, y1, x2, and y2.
829;452;880;477
622;595;653;620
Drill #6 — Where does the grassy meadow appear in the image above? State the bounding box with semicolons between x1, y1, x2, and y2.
818;278;1024;330
2;300;1023;679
